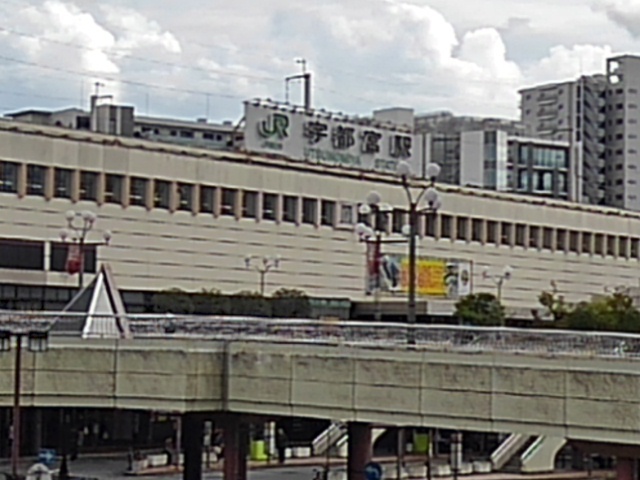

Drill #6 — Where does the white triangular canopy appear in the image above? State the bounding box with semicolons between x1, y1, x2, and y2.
60;264;132;339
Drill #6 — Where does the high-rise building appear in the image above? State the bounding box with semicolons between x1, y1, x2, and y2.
520;75;607;206
415;112;570;199
604;55;640;210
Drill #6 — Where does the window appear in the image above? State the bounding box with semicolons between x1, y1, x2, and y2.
556;229;566;252
569;231;580;253
529;226;540;249
440;215;452;239
0;239;44;270
607;236;617;257
200;186;216;214
321;200;336;227
392;209;404;233
486;221;497;244
374;210;388;232
500;223;512;245
632;238;639;259
425;214;436;238
515;224;526;247
471;219;483;243
620;237;629;258
221;188;237;216
283;196;298;223
129;177;148;207
26;165;46;196
263;193;278;221
180;130;194;138
595;234;604;256
242;191;258;218
50;242;96;274
154;180;172;209
54;168;73;199
582;232;592;254
79;171;99;201
339;203;354;225
302;198;317;225
456;217;468;241
178;183;194;211
542;228;553;250
104;174;124;205
0;161;19;193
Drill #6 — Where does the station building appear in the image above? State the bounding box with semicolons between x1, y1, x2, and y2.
0;103;638;320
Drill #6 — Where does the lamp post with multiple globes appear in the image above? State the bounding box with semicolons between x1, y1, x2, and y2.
59;210;112;289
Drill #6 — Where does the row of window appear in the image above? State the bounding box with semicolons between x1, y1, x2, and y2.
2;161;640;260
0;238;97;272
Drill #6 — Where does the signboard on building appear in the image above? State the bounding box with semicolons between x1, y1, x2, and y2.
243;101;423;176
365;249;472;299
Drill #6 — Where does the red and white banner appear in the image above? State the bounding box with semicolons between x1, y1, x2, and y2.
65;243;83;275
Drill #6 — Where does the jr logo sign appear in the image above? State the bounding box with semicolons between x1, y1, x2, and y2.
258;113;290;140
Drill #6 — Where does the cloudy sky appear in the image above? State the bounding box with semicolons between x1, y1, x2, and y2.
0;0;638;123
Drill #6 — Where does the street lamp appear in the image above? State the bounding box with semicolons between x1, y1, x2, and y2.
363;161;442;343
244;255;281;295
355;202;406;322
0;327;49;479
481;265;513;303
59;210;112;289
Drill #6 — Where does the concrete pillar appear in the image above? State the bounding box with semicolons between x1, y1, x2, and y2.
347;422;372;480
238;424;249;480
617;458;637;480
222;414;248;480
182;413;203;480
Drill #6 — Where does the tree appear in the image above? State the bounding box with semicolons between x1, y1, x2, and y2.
559;292;640;333
192;288;231;315
152;288;194;314
537;280;571;322
271;288;312;318
228;290;271;317
454;293;505;326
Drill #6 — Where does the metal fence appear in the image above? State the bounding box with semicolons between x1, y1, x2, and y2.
0;311;639;359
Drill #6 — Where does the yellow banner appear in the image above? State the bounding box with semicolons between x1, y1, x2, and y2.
400;257;447;296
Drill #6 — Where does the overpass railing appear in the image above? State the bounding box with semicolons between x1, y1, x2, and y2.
0;311;639;358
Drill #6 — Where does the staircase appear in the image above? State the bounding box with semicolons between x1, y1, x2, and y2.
312;422;386;458
520;437;567;473
490;434;533;471
313;422;347;456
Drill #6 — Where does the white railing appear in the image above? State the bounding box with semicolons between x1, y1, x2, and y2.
1;311;640;359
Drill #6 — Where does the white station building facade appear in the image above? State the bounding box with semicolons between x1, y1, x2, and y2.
0;99;639;319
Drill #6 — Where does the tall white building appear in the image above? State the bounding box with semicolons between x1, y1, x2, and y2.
605;55;640;210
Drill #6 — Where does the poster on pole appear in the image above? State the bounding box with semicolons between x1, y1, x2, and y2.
365;253;471;299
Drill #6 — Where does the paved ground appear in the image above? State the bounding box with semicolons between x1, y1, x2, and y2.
0;455;614;480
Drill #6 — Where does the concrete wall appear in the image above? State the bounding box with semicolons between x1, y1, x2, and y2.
224;340;640;445
1;338;640;445
0;338;225;412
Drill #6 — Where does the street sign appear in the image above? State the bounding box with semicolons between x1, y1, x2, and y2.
365;462;383;480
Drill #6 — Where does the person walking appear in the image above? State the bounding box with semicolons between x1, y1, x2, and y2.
276;428;288;464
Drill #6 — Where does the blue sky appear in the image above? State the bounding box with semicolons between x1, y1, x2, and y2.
0;0;638;123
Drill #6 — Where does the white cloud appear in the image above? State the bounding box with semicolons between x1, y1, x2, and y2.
525;44;614;85
600;0;640;36
0;0;637;122
19;0;119;73
100;5;181;55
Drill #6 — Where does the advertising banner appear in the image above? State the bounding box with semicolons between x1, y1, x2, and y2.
243;101;423;176
365;252;471;299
